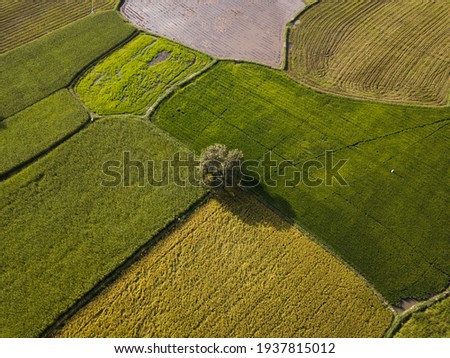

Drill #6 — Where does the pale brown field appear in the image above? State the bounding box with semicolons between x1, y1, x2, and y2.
289;0;450;105
56;192;392;338
121;0;305;68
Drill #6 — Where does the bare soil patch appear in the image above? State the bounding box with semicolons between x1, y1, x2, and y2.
147;50;171;66
121;0;304;68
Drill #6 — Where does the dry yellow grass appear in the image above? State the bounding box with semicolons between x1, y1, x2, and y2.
289;0;450;106
56;192;392;337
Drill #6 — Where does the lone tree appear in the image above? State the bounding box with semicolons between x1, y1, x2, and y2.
199;144;244;189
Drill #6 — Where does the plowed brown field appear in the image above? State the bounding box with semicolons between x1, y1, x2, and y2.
121;0;304;67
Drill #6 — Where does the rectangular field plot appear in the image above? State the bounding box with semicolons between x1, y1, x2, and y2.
154;62;450;304
0;11;135;118
75;35;212;115
0;0;118;54
0;118;204;337
55;193;392;338
0;90;88;178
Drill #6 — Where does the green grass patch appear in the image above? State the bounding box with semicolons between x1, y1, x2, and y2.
0;0;118;54
0;11;136;118
154;62;450;304
0;117;204;337
0;89;89;177
75;34;212;115
395;297;450;337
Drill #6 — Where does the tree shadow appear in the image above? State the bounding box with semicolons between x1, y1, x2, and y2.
0;118;6;130
213;182;297;230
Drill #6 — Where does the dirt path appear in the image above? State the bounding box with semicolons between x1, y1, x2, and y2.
121;0;305;68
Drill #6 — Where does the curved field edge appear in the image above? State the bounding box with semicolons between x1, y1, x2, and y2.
385;289;450;338
55;192;392;338
287;0;450;107
0;90;89;179
0;10;136;119
152;61;450;304
0;0;119;54
0;117;204;337
75;34;212;115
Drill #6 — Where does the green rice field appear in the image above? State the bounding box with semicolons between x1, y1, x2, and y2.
154;62;450;304
0;118;204;337
0;11;135;118
0;90;89;177
76;34;212;115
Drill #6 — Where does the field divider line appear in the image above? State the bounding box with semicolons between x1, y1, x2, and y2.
0;118;92;182
116;0;126;11
282;0;322;71
1;24;139;120
146;59;219;120
300;117;450;163
335;191;450;281
39;191;212;338
384;287;450;338
243;186;394;317
68;25;140;91
67;88;98;120
284;1;450;108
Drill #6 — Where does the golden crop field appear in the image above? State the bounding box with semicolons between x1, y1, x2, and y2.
56;192;392;338
288;0;450;106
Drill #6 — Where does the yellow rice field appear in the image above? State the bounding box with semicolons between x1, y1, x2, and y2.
56;192;392;337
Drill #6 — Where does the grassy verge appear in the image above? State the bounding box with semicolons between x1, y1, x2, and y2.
0;117;204;337
0;90;89;178
55;192;392;338
153;61;450;304
0;10;136;118
394;296;450;337
75;34;212;115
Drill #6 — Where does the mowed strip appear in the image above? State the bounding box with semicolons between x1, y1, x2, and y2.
154;62;450;303
0;11;136;118
288;0;450;105
0;90;88;177
76;35;212;115
0;0;118;54
121;0;304;68
0;118;204;337
395;297;450;338
56;192;392;338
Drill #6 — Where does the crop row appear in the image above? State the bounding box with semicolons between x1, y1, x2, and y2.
0;118;204;337
154;62;450;304
121;0;304;67
55;192;392;338
76;34;212;115
0;89;88;178
0;0;118;54
288;0;450;105
0;11;135;119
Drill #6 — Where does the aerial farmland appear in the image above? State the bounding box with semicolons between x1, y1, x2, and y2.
0;0;449;342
